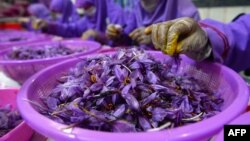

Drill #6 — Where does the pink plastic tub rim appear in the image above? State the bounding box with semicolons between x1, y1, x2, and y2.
214;86;250;141
0;32;51;49
17;51;249;141
214;112;250;141
0;39;101;64
0;88;33;141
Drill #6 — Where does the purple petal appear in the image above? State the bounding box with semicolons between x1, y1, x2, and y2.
112;94;118;105
138;117;152;130
106;76;116;86
121;85;131;96
122;93;140;111
146;71;158;84
179;96;193;113
152;107;168;122
114;65;125;82
117;50;126;59
140;92;157;106
60;88;69;101
83;88;91;98
113;104;126;118
70;116;86;123
130;62;141;69
96;98;104;105
130;78;137;88
152;107;179;122
66;98;83;113
0;112;9;129
151;84;168;90
46;97;59;110
90;83;103;92
112;120;136;132
130;70;143;81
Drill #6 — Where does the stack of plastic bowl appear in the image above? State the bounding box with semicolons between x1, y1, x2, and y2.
17;51;249;141
0;39;101;84
0;88;33;141
0;30;52;51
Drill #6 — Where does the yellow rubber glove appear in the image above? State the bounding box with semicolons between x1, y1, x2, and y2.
129;27;151;45
32;19;48;30
145;17;211;61
106;24;123;40
81;29;98;40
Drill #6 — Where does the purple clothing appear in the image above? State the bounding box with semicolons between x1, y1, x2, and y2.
28;4;50;19
27;4;51;32
200;14;250;72
39;0;51;8
124;0;200;34
75;0;94;8
45;0;123;38
50;0;79;23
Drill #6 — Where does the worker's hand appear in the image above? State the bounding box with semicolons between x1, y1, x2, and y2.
81;29;98;40
129;27;151;45
32;19;48;30
145;17;211;61
18;17;29;23
106;24;123;40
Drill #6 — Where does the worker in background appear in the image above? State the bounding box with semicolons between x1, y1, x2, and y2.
49;0;80;23
24;3;51;31
106;0;200;49
28;4;51;20
39;0;51;8
34;0;124;41
144;14;250;72
79;0;125;42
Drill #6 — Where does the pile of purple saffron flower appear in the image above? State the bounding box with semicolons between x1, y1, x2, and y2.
41;49;223;132
5;44;84;60
0;37;26;42
0;104;22;137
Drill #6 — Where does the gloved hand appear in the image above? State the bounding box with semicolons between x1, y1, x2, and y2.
129;27;151;45
106;24;123;40
32;19;48;30
81;29;98;40
18;17;29;23
145;17;212;61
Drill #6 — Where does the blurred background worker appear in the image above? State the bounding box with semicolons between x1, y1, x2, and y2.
38;0;51;8
49;0;80;23
32;0;125;41
25;3;51;31
28;4;51;20
145;14;250;73
106;0;200;49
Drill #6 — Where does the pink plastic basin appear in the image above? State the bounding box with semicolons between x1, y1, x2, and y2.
0;39;101;84
17;51;249;141
0;31;51;50
0;88;33;141
214;112;250;141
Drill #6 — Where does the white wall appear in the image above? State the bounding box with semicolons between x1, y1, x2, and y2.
198;6;250;22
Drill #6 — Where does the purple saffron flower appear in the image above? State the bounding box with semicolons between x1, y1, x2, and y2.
112;120;137;132
138;116;152;130
40;48;224;132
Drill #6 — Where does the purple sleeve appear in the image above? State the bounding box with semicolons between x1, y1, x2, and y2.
177;0;200;21
45;18;88;38
200;14;250;72
106;0;125;26
123;10;137;35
